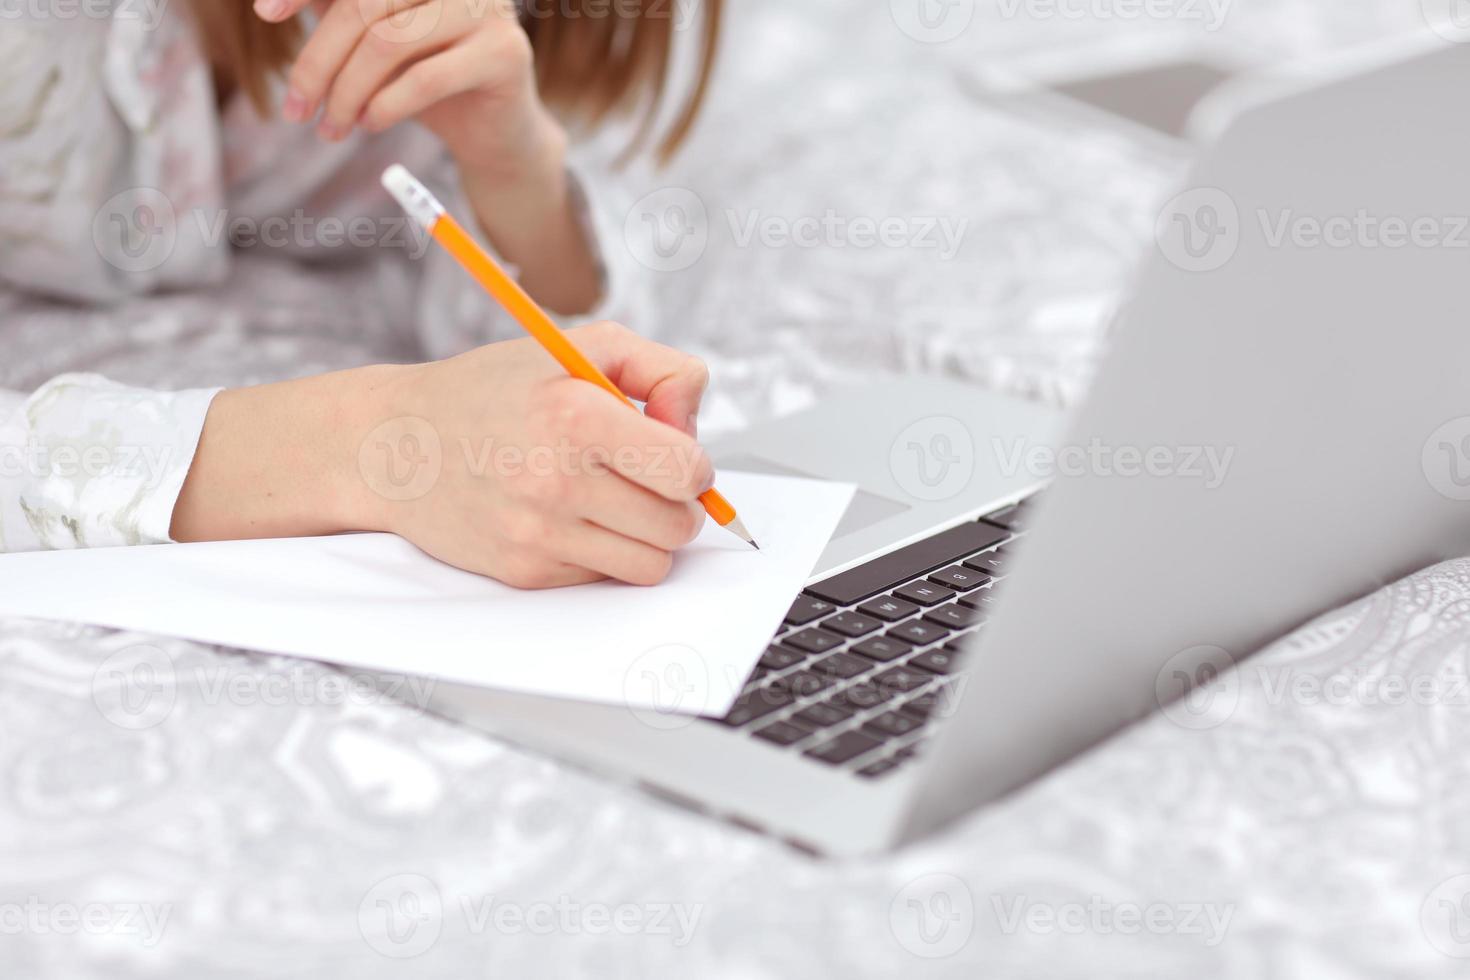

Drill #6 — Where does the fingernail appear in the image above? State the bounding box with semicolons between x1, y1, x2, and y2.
316;120;344;142
699;465;717;494
254;0;285;20
281;89;308;123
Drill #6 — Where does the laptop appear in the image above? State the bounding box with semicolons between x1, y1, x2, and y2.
416;40;1470;855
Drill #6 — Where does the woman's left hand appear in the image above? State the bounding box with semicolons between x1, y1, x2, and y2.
256;0;561;178
256;0;603;314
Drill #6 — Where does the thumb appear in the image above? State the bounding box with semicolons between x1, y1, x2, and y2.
572;322;709;438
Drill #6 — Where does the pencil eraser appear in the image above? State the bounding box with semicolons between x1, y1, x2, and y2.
381;164;445;230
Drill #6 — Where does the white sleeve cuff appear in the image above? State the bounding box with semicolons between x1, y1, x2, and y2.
3;374;221;551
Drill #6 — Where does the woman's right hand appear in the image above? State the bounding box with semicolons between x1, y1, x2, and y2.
171;322;715;588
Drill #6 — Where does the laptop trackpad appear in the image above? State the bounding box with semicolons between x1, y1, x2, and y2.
717;454;910;538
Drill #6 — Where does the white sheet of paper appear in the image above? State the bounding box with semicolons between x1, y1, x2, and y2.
0;472;853;715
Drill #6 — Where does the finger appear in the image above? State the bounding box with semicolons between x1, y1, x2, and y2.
283;0;437;125
562;467;706;552
253;0;314;24
494;557;604;591
536;519;675;587
546;379;714;503
570;322;710;438
320;22;463;139
360;34;509;134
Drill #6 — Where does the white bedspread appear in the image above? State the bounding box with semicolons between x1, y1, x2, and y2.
4;2;1461;977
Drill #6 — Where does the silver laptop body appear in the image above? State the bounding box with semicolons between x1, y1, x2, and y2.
418;41;1470;856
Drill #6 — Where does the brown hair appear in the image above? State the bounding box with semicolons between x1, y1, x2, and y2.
193;0;723;162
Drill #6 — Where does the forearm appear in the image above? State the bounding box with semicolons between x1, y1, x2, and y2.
169;365;403;543
459;123;604;317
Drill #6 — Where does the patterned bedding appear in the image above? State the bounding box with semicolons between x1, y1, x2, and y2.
3;2;1461;977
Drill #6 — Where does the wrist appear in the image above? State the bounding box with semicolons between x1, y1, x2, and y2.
331;362;424;537
456;115;602;314
458;110;569;205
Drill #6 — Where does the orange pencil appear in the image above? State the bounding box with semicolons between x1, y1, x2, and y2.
381;164;757;550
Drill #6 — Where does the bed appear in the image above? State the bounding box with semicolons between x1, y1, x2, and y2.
4;2;1462;976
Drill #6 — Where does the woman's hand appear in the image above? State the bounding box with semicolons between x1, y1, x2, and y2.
255;0;602;313
259;0;553;174
172;322;715;588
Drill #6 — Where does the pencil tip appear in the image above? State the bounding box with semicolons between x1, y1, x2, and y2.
725;516;759;551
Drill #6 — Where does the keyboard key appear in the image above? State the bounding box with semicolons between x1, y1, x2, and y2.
894;581;956;607
929;565;988;591
957;588;1001;613
784;596;837;626
962;549;1008;577
806;521;1009;605
900;682;957;720
759;646;805;671
804;730;883;765
873;666;933;696
981;499;1033;530
826;682;895;712
856;757;901;778
894;740;925;759
898;695;938;721
911;648;964;675
850;636;913;663
715;686;794;727
811;652;871;680
773;669;836;699
784;628;845;654
794;702;853;728
889;620;949;646
923;603;981;630
863;711;925;739
753;721;812;746
821;612;883;638
858;596;921;622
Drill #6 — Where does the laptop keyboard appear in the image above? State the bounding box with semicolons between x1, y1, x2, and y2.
703;495;1036;779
